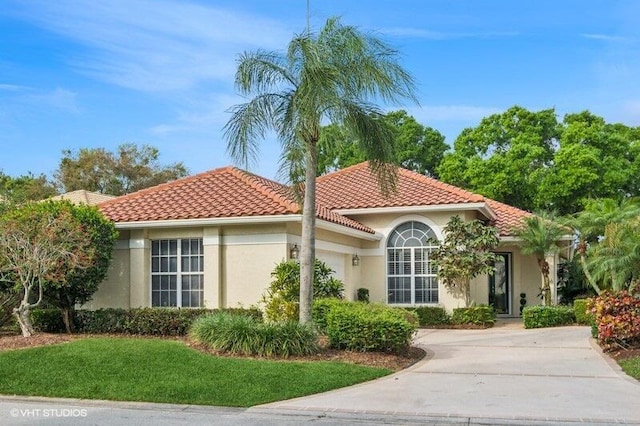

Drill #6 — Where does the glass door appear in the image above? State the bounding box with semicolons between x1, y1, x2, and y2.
489;253;511;315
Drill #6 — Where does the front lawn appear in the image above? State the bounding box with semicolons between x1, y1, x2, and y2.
0;337;390;406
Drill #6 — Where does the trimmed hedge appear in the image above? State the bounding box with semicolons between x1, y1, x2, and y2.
326;303;417;354
522;305;575;329
312;298;348;332
189;312;317;357
405;306;450;326
451;305;496;327
31;308;262;336
573;299;594;326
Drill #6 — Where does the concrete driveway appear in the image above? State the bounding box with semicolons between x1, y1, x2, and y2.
260;322;640;425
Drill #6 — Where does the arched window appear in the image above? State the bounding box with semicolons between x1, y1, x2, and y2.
387;221;439;304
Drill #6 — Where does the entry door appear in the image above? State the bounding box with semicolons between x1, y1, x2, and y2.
489;253;511;315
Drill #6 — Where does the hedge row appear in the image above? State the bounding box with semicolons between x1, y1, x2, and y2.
522;305;575;329
31;307;262;336
325;303;418;354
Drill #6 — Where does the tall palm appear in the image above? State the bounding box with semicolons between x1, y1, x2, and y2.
224;17;417;323
513;212;567;305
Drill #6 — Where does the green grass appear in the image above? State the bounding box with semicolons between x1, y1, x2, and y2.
0;337;390;407
619;356;640;380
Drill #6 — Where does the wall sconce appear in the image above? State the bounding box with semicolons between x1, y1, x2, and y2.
352;254;360;266
290;244;300;260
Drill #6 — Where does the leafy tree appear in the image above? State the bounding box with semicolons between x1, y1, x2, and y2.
0;202;95;336
538;112;635;213
315;110;447;177
438;107;640;215
55;143;188;196
437;106;558;212
512;212;567;306
0;172;58;204
224;17;417;323
431;216;500;307
262;259;344;322
41;201;118;333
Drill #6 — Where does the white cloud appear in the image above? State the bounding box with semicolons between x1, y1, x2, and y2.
9;0;293;92
581;33;629;43
27;88;80;113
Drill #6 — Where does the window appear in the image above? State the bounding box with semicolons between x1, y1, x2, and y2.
151;239;203;307
387;221;439;304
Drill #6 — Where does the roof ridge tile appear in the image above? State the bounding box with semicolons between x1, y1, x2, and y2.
229;168;300;214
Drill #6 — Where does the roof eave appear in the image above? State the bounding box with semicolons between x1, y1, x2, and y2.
334;202;497;220
112;214;381;241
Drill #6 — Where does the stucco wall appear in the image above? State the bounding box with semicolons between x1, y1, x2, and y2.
83;241;131;309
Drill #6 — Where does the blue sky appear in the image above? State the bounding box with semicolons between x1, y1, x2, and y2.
1;0;639;182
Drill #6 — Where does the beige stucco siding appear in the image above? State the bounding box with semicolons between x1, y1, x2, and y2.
83;240;131;309
222;242;287;307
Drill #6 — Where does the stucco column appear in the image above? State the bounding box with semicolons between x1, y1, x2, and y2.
129;230;150;308
203;227;222;309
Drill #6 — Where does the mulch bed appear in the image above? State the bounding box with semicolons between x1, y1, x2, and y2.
608;348;640;361
0;332;426;372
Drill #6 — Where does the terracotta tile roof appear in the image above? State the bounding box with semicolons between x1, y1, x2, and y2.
317;162;530;236
486;199;533;236
316;162;485;209
98;166;376;234
98;162;530;237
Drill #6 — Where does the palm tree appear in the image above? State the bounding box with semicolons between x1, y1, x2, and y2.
569;197;640;294
224;17;417;323
513;212;567;306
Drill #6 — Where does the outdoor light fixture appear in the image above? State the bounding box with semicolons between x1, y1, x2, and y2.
290;244;300;260
352;254;360;266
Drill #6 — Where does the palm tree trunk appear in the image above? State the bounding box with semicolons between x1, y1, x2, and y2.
299;141;318;324
538;258;552;306
577;240;601;295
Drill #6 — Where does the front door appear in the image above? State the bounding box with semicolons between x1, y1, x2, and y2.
489;253;511;315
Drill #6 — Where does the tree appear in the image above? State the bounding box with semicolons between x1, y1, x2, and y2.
431;216;500;307
41;201;118;333
512;212;567;305
438;107;640;215
315;110;448;177
0;172;58;204
538;112;636;214
0;202;95;337
437;106;558;212
224;17;417;323
55;143;189;195
569;198;640;294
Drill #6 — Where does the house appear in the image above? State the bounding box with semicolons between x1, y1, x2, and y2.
89;162;570;316
49;189;115;205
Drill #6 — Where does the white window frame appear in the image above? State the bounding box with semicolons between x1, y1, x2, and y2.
151;238;204;308
386;221;439;305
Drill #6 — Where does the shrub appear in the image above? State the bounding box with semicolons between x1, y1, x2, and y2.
189;312;317;357
31;308;66;333
325;303;417;354
451;305;496;327
262;259;344;322
356;288;370;303
588;291;640;351
31;308;262;336
522;305;575;329
405;306;450;326
573;299;594;326
312;298;347;332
